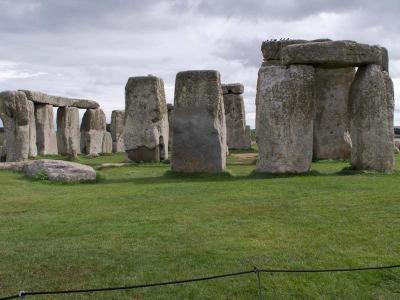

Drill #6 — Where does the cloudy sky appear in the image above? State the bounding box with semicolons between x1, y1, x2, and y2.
0;0;399;127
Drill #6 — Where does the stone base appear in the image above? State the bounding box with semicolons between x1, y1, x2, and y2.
126;145;161;162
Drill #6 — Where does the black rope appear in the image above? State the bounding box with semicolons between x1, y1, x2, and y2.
1;264;399;299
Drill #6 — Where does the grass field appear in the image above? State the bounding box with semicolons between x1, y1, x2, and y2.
1;151;400;299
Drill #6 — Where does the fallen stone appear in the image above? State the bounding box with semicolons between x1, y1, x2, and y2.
124;75;169;162
281;40;388;70
57;107;80;156
102;132;112;154
0;91;31;161
0;161;33;171
313;67;356;160
256;64;315;173
23;159;96;182
110;110;125;153
349;64;394;171
80;108;106;155
222;83;244;95
35;104;58;155
20;90;99;109
172;70;227;172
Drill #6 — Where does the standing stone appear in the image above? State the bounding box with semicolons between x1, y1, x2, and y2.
57;107;80;156
102;132;113;154
110;110;125;153
256;65;315;173
313;67;356;160
349;64;394;171
167;104;174;150
27;100;37;157
80;108;106;155
222;83;250;149
0;91;30;162
35;104;58;156
244;125;252;148
172;70;226;173
124;75;169;162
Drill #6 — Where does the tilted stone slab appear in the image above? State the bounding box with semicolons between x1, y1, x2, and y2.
20;90;99;109
172;70;227;173
281;40;388;70
124;75;169;162
222;83;244;95
349;64;394;171
313;67;356;160
256;65;315;173
0;91;31;161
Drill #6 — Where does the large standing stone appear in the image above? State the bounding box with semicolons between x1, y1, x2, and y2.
102;132;112;154
167;104;174;150
222;83;250;149
0;91;30;161
349;64;394;171
57;107;80;157
313;67;356;160
110;110;125;153
124;75;169;162
35;104;58;156
80;108;106;155
256;65;315;173
27;100;37;157
172;70;226;173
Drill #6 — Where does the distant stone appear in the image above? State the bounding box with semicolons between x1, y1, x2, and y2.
124;75;169;162
102;132;112;154
281;40;388;70
0;91;31;161
313;67;356;160
256;64;315;173
27;100;37;157
349;64;394;171
394;138;400;149
110;110;125;153
80;108;106;155
20;90;99;109
167;104;174;150
221;83;244;95
57;107;80;156
244;125;252;148
172;70;227;172
23;159;96;182
35;104;58;155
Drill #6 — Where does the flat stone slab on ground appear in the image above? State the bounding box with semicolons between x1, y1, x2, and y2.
23;159;96;182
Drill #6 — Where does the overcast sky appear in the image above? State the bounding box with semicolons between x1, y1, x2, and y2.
0;0;399;128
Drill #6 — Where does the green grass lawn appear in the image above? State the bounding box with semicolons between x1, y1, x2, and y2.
1;152;400;299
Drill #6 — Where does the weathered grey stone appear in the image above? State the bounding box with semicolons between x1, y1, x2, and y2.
167;104;174;150
102;132;112;154
244;125;252;148
0;146;5;162
261;39;309;61
172;70;226;173
0;161;33;171
110;110;125;153
349;64;394;171
223;92;250;149
124;75;169;162
0;91;31;161
80;108;106;155
21;90;99;109
282;40;388;70
221;83;244;95
256;65;315;173
27;100;37;157
57;107;80;156
313;67;356;160
35;104;58;156
23;159;96;181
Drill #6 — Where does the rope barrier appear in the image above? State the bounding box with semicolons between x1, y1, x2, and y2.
1;264;399;299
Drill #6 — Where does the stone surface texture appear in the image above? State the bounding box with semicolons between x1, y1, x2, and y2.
102;132;113;154
0;91;31;161
35;104;58;155
110;110;125;153
23;159;96;181
80;108;106;155
21;90;99;109
172;70;226;172
256;64;315;173
57;107;80;157
349;64;394;171
27;100;37;157
313;67;356;160
124;76;169;162
167;104;174;150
